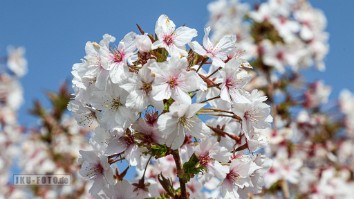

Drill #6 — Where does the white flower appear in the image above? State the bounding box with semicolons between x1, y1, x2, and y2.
194;138;230;179
303;81;331;108
104;180;137;199
105;129;141;166
157;102;210;149
220;157;253;199
90;82;135;131
120;60;163;111
264;153;302;188
132;116;164;145
151;57;204;104
136;34;152;52
100;32;138;84
68;100;99;128
152;15;197;57
79;150;115;196
7;46;27;77
189;26;236;67
220;58;251;103
232;91;273;138
73;34;115;90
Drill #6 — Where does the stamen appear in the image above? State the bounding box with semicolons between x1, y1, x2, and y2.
111;98;122;111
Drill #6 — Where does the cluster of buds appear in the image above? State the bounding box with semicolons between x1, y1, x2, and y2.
0;47;27;198
69;15;273;198
208;0;354;198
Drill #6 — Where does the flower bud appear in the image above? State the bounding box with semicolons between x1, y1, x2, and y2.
136;34;152;52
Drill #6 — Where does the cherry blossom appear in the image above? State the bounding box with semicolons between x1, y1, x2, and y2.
189;26;236;67
67;14;273;199
152;15;197;57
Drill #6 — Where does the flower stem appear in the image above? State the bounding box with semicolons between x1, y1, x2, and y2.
172;150;188;199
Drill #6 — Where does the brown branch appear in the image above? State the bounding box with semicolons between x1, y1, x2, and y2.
206;66;222;79
199;96;220;103
196;57;209;72
172;150;188;199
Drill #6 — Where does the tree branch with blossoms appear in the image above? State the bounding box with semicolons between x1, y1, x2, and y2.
69;14;272;198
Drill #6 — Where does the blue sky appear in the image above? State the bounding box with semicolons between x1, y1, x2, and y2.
0;0;353;125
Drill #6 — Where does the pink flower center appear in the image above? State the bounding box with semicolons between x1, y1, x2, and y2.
94;163;104;175
226;171;240;183
244;110;255;122
163;35;174;46
124;134;135;146
225;78;234;89
168;76;179;89
142;133;154;144
271;130;278;137
145;112;158;126
86;162;104;178
141;82;152;94
199;154;211;167
279;16;287;25
276;51;284;61
269;167;276;174
113;51;124;63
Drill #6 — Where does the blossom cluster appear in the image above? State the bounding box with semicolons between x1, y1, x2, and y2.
19;84;93;198
208;0;354;198
208;0;328;73
69;15;273;198
0;47;27;198
0;48;92;198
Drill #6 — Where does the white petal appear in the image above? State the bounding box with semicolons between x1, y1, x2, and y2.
152;83;171;101
189;41;207;56
110;63;127;84
105;137;127;155
121;32;137;53
203;26;214;50
95;69;110;90
214;35;236;59
156;15;175;38
151;40;164;50
172;87;191;104
173;26;198;46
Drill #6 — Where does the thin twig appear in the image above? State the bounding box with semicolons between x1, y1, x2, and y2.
199;96;220;103
206;66;222;79
196;57;208;72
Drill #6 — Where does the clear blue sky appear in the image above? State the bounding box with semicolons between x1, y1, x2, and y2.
0;0;353;125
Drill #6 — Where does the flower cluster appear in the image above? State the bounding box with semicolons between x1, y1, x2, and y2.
0;47;27;198
208;0;328;72
69;15;272;198
19;84;93;198
208;0;354;198
0;48;92;198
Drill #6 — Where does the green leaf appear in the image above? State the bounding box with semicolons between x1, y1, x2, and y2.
163;97;174;112
181;153;205;182
150;144;169;159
